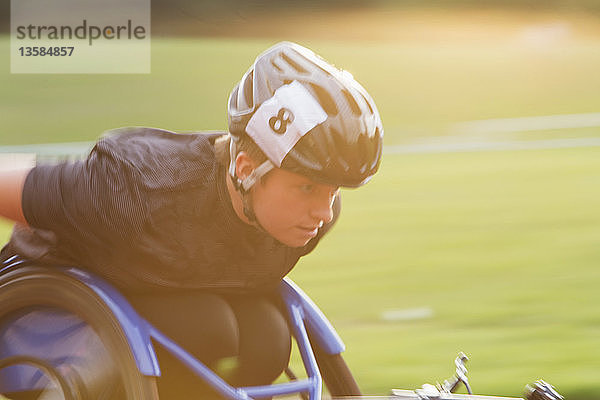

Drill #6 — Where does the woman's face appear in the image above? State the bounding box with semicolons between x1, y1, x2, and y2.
251;168;339;248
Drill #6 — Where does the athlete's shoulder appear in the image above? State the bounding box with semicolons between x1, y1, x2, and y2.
92;127;223;161
90;127;228;189
98;127;224;150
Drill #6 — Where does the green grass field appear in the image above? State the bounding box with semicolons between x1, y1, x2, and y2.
289;147;600;398
3;8;600;145
1;7;600;399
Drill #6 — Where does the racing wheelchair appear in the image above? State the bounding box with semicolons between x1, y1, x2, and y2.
0;255;360;399
0;256;563;400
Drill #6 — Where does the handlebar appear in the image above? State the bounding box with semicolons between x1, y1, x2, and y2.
340;394;522;400
391;388;523;400
341;386;553;400
339;354;562;400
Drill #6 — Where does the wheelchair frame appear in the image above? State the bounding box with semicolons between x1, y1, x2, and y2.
0;257;347;400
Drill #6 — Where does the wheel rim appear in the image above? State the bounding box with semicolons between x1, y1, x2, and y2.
0;267;158;400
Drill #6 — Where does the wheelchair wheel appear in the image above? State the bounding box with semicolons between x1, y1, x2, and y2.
299;330;360;398
314;350;361;398
0;266;159;400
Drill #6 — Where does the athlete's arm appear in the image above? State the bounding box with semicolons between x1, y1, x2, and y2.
0;167;32;224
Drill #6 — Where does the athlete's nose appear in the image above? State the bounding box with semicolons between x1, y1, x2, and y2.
309;192;335;225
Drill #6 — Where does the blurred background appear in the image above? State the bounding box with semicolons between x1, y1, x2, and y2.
1;0;600;398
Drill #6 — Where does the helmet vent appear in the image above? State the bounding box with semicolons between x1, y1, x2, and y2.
241;71;254;108
308;82;338;116
266;80;275;96
370;128;383;168
280;52;308;74
270;60;283;73
341;89;361;116
360;91;374;114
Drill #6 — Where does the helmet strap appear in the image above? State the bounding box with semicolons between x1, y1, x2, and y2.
228;137;274;191
241;190;258;223
240;160;274;191
240;185;270;234
228;138;274;232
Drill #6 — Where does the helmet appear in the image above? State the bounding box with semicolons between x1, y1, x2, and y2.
227;41;383;190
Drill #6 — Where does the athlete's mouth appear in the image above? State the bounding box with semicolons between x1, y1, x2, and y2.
297;225;320;237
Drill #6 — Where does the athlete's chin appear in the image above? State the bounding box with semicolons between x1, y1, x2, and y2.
272;233;313;248
278;237;311;248
264;226;317;248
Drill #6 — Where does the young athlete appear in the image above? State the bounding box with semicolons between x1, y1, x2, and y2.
0;41;383;397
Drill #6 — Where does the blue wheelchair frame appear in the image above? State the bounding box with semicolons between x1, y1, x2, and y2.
0;260;346;400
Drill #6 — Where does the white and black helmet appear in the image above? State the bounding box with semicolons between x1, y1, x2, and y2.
228;41;383;190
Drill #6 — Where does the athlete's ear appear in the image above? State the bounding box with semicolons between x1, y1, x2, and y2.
235;151;257;181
